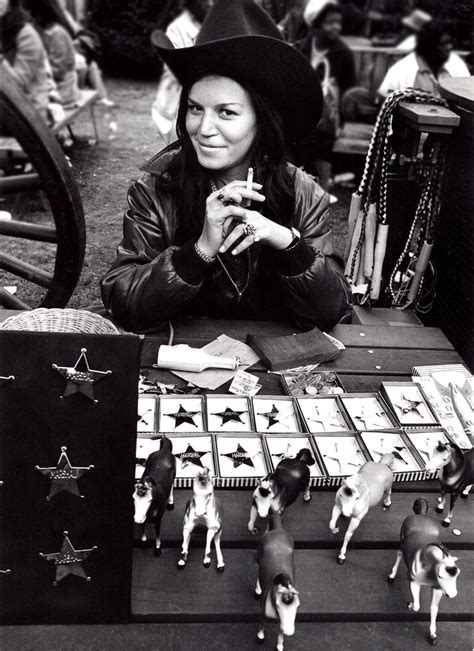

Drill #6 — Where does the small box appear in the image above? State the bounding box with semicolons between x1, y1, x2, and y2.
380;382;440;428
158;395;205;433
252;396;300;433
214;433;268;487
205;395;254;432
359;430;425;481
339;393;397;431
402;427;452;478
312;432;369;486
296;396;351;433
263;433;326;487
137;396;157;434
168;433;216;487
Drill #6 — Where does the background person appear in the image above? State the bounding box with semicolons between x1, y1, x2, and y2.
378;20;469;98
396;8;432;52
101;0;350;334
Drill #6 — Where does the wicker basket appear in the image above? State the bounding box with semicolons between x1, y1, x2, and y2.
0;308;120;334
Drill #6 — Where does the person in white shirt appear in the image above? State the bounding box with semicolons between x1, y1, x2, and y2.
396;8;432;53
379;21;469;99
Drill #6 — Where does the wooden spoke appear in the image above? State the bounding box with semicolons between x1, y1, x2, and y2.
0;287;32;310
0;252;53;289
0;173;42;193
0;220;57;243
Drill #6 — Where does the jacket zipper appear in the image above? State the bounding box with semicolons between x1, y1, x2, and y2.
216;251;250;303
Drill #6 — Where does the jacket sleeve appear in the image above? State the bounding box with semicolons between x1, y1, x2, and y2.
273;170;351;330
100;174;214;332
6;25;43;90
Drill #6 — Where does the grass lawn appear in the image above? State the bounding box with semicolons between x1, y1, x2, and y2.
0;76;354;310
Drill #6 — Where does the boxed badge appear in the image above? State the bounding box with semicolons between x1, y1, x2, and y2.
251;396;300;433
359;430;425;481
263;433;326;487
206;395;254;431
214;432;268;487
137;396;157;434
311;432;368;486
158;395;205;433
339;393;397;431
402;427;452;478
296;395;351;433
380;382;439;428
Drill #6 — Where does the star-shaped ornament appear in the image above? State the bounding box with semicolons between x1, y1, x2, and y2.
308;405;342;431
39;531;97;586
272;444;292;461
164;404;200;428
354;404;386;429
221;443;256;468
257;404;289;429
52;348;111;403
175;444;208;468
137;408;153;426
36;446;94;500
323;442;362;473
0;375;15;386
394;394;424;417
212;406;247;426
373;439;408;465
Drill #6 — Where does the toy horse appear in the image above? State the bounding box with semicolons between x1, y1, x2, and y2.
388;498;460;646
248;448;315;535
133;437;176;556
425;441;473;528
255;512;300;651
329;454;394;564
178;466;224;572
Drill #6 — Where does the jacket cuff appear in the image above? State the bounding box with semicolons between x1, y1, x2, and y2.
173;239;215;286
275;237;316;276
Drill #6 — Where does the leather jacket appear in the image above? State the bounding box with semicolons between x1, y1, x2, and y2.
100;146;351;333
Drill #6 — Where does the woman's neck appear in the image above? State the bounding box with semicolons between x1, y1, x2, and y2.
212;162;252;188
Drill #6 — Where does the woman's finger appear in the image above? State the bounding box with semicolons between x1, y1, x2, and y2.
229;235;255;256
217;188;265;205
219;222;247;253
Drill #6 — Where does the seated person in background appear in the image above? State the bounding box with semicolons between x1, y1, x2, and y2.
293;0;356;191
378;21;470;99
101;0;351;334
152;0;212;147
278;0;308;44
27;0;81;108
395;9;432;52
0;0;51;122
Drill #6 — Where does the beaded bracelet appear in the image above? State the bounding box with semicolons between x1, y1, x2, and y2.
194;241;216;263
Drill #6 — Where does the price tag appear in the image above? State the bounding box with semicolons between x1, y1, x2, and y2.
229;369;261;396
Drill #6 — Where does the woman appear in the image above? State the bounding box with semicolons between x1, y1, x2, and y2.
0;0;50;121
294;0;356;190
101;0;351;334
378;21;469;98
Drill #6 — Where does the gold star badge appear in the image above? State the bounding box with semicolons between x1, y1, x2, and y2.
52;348;111;403
35;446;94;500
39;531;97;586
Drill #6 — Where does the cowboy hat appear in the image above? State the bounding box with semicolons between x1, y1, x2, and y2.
303;0;340;28
151;0;323;143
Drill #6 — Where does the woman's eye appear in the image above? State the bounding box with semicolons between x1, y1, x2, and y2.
187;104;202;114
220;109;237;118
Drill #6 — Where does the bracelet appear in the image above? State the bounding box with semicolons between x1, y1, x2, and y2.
194;241;216;263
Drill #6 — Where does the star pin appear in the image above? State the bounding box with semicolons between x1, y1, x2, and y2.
257;404;290;429
394;393;424;417
354;404;386;429
221;443;257;468
164;404;200;428
52;348;111;403
175;444;208;468
212;406;247;426
35;446;94;500
39;531;97;586
272;443;292;461
308;405;342;431
137;408;153;426
0;375;15;386
324;442;362;474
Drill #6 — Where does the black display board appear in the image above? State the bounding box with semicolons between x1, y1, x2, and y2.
0;331;141;623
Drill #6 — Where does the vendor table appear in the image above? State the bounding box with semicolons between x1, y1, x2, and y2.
2;318;473;650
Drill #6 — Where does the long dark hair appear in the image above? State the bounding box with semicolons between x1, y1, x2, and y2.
156;74;296;244
0;0;28;54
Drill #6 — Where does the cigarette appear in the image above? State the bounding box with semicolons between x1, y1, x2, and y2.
243;167;253;208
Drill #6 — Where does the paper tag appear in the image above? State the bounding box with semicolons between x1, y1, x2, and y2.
229;369;261;396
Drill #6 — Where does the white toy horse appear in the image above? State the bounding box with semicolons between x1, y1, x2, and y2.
255;512;300;651
388;498;460;646
177;466;225;572
329;453;394;564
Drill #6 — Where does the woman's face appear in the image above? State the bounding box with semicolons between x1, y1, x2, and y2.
186;75;257;181
0;0;11;18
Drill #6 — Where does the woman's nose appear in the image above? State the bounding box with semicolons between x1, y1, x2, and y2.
198;111;218;137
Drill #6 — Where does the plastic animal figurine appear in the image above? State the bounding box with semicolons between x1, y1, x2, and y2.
248;448;315;535
133;436;176;556
329;453;394;564
255;512;300;651
178;466;224;572
388;498;460;646
425;441;473;527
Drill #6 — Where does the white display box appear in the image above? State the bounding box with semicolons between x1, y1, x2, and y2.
312;432;368;487
360;430;425;481
251;396;300;433
205;395;254;432
296;396;351;433
339;394;397;431
158;395;205;433
380;382;440;428
215;433;268;487
137;396;157;434
263;433;326;487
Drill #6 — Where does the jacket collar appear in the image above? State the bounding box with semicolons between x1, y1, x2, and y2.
140;142;180;176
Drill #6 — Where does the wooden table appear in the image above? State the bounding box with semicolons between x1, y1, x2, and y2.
1;318;472;649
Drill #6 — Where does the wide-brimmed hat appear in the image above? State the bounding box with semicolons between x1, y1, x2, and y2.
401;9;432;32
151;0;323;143
303;0;340;28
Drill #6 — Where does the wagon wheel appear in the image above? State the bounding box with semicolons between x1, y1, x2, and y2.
0;69;85;309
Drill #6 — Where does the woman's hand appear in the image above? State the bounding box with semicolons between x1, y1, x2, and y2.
218;209;294;256
196;180;265;258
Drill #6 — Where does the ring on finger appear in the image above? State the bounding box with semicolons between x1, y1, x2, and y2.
244;223;259;241
217;193;225;202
